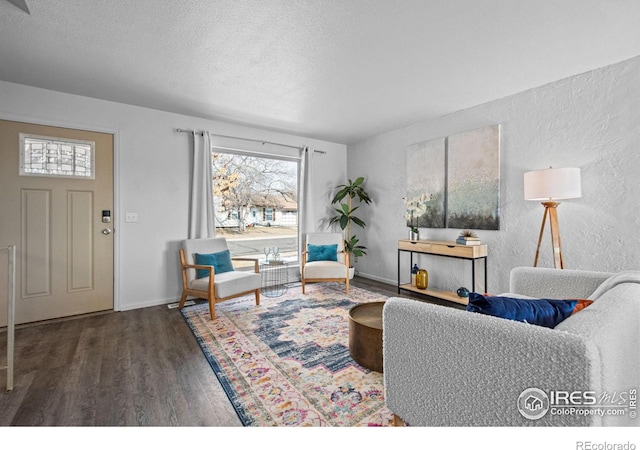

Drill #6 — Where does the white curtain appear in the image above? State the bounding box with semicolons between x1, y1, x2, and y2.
189;131;215;239
297;147;314;267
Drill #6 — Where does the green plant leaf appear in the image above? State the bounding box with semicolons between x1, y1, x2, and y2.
350;216;366;228
345;239;367;257
331;177;372;205
358;191;372;204
331;187;349;204
339;215;349;230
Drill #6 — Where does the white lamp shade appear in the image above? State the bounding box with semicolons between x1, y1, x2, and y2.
524;167;582;201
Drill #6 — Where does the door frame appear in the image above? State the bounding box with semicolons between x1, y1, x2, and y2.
0;113;121;312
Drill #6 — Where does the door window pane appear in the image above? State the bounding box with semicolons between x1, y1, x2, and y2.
20;134;95;179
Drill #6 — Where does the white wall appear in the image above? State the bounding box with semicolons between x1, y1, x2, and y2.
348;56;640;295
0;81;347;311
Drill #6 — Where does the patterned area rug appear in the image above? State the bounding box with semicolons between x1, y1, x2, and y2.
180;282;394;426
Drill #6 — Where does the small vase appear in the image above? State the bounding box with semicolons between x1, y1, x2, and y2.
416;269;429;289
409;229;419;241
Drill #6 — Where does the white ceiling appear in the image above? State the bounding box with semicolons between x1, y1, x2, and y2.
1;1;640;144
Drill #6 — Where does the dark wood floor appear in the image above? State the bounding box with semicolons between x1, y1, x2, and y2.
0;276;460;426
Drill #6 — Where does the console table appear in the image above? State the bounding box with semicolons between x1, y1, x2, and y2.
397;239;488;305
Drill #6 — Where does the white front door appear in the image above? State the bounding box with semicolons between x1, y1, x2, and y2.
0;120;114;325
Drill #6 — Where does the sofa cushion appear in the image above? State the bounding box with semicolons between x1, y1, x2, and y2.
195;250;234;278
307;244;338;262
466;293;593;328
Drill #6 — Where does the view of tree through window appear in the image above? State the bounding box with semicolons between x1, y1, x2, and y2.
212;151;299;262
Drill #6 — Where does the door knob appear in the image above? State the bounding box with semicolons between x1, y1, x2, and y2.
101;228;112;235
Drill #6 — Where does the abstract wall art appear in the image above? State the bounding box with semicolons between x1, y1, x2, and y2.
405;137;446;229
447;125;500;230
405;124;501;231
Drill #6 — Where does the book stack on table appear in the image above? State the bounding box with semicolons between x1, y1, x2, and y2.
456;236;481;246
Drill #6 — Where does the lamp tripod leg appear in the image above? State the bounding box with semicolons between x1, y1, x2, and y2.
547;205;564;269
533;206;548;267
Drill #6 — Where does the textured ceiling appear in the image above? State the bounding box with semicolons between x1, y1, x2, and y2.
1;0;640;144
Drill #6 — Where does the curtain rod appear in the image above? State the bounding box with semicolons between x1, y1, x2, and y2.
175;128;312;151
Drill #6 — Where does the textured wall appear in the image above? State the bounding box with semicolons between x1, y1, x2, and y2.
348;56;640;295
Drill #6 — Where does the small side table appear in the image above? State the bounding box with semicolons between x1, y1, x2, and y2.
260;260;289;297
348;301;385;373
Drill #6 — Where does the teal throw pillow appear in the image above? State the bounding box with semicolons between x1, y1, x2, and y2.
195;250;234;278
466;293;593;328
307;244;338;262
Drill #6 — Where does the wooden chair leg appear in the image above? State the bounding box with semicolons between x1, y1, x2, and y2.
207;274;216;320
178;291;188;309
302;279;306;294
346;277;350;293
208;298;216;320
255;289;260;306
392;414;407;426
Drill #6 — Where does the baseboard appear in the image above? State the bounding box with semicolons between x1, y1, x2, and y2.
354;271;396;286
119;296;183;311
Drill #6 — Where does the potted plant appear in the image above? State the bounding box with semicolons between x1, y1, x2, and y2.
329;177;372;278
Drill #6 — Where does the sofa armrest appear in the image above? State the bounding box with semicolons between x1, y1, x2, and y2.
509;267;612;299
382;297;600;426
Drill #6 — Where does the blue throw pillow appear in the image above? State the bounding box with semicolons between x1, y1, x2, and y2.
195;250;234;278
466;293;593;328
307;244;338;262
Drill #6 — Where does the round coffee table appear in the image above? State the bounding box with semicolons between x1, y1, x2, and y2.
348;301;385;373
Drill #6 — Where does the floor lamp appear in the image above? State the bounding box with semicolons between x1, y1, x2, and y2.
524;167;581;269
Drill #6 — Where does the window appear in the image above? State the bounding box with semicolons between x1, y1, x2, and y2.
20;134;95;179
265;208;274;221
212;150;299;262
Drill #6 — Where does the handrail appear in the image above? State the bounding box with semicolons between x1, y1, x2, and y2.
0;245;16;392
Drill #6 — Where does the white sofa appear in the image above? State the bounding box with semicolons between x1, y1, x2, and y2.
382;267;640;426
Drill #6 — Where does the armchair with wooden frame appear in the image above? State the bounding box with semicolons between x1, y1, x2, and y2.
301;232;350;294
178;238;261;320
